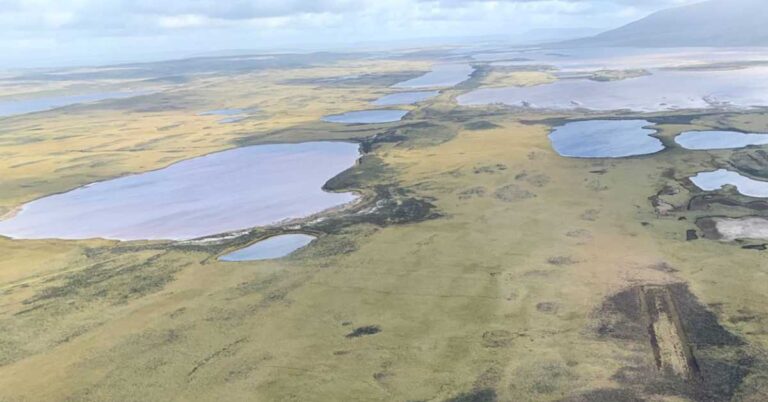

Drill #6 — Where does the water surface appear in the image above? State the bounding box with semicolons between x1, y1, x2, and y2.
218;117;245;124
0;92;144;117
549;120;664;158
393;64;474;89
0;142;360;240
323;110;407;124
458;66;768;112
373;91;439;106
199;109;243;116
674;130;768;150
690;169;768;198
474;47;768;71
219;234;316;261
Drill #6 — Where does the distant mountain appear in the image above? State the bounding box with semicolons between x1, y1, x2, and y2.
563;0;768;47
518;28;603;44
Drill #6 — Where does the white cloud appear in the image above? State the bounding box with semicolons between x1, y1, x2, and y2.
0;0;701;68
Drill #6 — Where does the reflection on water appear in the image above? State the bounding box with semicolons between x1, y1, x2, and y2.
199;109;243;116
549;120;664;158
393;64;474;89
674;130;768;150
0;92;144;117
458;66;768;112
690;169;768;198
0;142;360;241
219;234;316;261
473;47;768;71
323;110;407;124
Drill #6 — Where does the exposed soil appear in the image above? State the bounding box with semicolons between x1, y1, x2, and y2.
592;283;753;402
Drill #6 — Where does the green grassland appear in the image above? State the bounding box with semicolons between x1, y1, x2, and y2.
0;55;767;401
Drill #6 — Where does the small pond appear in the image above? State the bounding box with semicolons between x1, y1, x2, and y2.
219;234;317;261
690;169;768;198
0;91;145;118
323;110;407;124
674;130;768;150
549;120;664;158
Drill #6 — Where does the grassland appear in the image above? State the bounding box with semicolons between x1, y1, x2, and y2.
0;54;767;401
479;70;557;88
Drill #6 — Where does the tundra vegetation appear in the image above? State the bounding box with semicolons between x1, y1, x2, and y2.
1;49;767;402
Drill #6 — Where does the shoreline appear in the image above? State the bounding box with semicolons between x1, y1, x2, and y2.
0;206;21;222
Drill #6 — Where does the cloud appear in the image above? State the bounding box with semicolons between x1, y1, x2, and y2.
0;0;701;68
0;0;696;32
127;0;363;20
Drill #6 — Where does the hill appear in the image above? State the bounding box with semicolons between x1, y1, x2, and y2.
563;0;768;47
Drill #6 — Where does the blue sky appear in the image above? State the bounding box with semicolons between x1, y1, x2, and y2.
0;0;700;68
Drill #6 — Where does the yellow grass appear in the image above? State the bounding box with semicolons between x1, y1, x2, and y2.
0;56;767;401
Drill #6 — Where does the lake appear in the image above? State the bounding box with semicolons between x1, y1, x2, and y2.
549;120;664;158
0;92;145;118
457;66;768;112
393;64;474;89
674;130;768;150
473;47;768;71
373;91;439;106
690;169;768;198
0;142;360;241
219;234;317;261
323;110;407;124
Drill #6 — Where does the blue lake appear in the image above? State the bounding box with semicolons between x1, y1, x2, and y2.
199;109;243;116
549;120;665;158
219;234;317;261
689;169;768;198
0;142;360;241
674;130;768;150
458;66;768;112
323;110;407;124
393;64;474;89
0;92;144;118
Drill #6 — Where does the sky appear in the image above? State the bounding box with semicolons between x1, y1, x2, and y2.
0;0;701;69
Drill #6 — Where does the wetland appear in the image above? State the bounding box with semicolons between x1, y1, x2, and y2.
2;46;768;402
